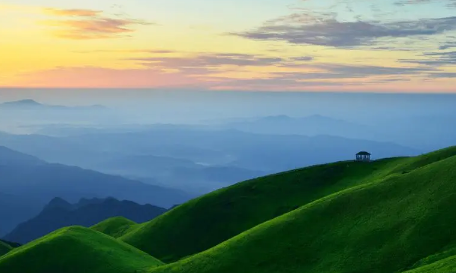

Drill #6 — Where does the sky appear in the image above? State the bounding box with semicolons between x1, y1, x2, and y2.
1;0;456;92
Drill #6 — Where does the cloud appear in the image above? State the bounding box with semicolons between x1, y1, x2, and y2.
42;8;151;39
290;56;314;61
130;53;285;74
394;0;456;7
125;50;439;83
233;13;456;47
427;72;456;78
264;63;435;84
401;51;456;66
43;8;101;17
439;41;456;50
10;67;204;88
73;49;176;54
311;63;435;76
4;62;447;91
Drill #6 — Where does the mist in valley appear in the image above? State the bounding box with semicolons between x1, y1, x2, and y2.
1;89;456;236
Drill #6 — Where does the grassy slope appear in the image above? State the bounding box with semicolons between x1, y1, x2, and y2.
91;216;138;238
121;147;456;263
403;243;456;272
147;150;456;273
405;254;456;273
0;241;12;257
0;226;163;273
121;158;402;262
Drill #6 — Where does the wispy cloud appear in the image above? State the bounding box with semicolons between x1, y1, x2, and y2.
73;49;177;54
401;51;456;66
127;50;437;82
43;8;101;17
394;0;456;8
131;53;284;70
439;41;456;50
42;8;152;39
233;11;456;48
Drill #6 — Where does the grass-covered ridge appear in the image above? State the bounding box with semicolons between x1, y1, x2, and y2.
147;148;456;273
121;147;456;263
91;216;138;238
0;241;13;257
0;226;163;273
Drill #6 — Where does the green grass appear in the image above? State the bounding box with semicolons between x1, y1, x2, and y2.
120;147;456;263
0;226;164;273
0;241;12;257
146;148;456;273
405;244;456;272
404;253;456;273
91;216;138;238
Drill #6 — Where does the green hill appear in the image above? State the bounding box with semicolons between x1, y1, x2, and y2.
0;226;163;273
91;216;138;238
120;147;456;263
0;241;13;257
405;253;456;273
145;148;456;273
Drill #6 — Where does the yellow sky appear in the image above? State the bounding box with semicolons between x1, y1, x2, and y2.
1;1;455;92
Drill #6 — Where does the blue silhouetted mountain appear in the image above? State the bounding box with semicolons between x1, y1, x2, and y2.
4;197;167;244
0;99;106;111
0;146;192;236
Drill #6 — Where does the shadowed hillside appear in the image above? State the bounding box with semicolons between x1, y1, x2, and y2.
0;241;12;257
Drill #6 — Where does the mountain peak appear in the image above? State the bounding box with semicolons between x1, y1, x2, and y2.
260;115;292;121
45;197;73;211
1;99;42;106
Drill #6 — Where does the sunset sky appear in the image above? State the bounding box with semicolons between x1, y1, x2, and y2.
1;0;456;91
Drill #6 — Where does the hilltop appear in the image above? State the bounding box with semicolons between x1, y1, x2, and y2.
91;217;138;238
0;226;163;273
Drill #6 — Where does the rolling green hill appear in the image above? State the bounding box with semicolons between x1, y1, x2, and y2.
0;226;163;273
2;147;456;273
405;252;456;273
120;147;456;263
91;216;139;238
0;241;13;257
145;148;456;273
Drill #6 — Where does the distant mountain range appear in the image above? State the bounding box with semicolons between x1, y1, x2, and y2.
3;197;167;244
0;192;42;237
0;99;106;111
0;99;120;134
0;146;192;236
220;114;383;140
0;126;421;193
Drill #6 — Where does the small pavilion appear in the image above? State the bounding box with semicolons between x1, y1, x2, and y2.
356;151;371;162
